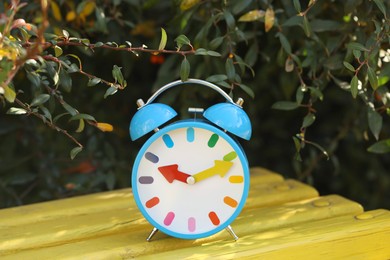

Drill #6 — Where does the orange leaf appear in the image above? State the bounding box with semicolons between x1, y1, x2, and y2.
96;122;114;132
64;161;96;174
80;1;95;18
265;7;275;32
50;1;62;21
180;0;201;11
66;11;76;22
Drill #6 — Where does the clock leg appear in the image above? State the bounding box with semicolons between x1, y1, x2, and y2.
225;225;239;241
146;227;159;242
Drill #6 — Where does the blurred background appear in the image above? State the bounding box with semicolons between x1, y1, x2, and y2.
1;0;389;210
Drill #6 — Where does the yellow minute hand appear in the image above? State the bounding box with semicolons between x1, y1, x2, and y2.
186;160;233;184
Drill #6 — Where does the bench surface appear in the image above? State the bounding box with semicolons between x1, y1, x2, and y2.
0;167;389;259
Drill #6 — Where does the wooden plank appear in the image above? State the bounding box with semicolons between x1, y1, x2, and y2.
246;179;319;209
137;209;390;259
248;167;284;184
0;189;134;227
0;173;318;255
0;195;364;259
0;167;283;228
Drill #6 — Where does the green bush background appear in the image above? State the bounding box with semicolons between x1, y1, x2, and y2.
1;0;389;210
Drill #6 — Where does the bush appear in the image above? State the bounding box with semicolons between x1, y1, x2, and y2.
1;0;389;209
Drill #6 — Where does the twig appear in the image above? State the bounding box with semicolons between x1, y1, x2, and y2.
23;41;196;56
14;98;84;148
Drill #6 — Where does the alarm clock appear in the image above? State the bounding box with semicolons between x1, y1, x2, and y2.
129;79;252;241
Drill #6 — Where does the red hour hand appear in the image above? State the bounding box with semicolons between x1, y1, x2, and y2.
158;164;191;184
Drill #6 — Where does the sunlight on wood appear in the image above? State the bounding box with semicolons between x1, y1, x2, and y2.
0;167;389;259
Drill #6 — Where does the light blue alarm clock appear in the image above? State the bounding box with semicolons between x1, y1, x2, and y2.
129;79;251;241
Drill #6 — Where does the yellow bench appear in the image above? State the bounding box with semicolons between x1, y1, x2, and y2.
1;167;389;259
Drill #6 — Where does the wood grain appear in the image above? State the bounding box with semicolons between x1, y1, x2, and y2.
0;167;388;259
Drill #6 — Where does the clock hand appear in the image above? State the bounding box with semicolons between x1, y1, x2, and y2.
187;160;233;184
158;164;191;184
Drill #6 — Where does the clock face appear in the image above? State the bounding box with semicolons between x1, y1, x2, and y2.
132;120;249;239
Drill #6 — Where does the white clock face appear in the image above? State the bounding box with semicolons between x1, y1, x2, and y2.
132;121;249;239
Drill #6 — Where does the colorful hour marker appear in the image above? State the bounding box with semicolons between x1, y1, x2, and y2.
208;211;220;226
138;176;154;184
162;134;174;148
188;217;196;232
164;212;175;226
229;175;244;183
224;196;238;208
145;197;160;208
187;127;195;142
223;151;237;162
208;134;219;148
145;152;159;163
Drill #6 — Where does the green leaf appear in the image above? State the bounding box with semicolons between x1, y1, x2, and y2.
308;87;324;101
277;33;292;54
232;0;252;14
194;48;222;57
3;85;16;103
368;105;382;140
303;15;311;37
347;42;369;52
367;139;390;154
67;54;82;70
292;136;302;161
373;0;387;18
104;86;118;98
194;48;208;55
7;107;27;115
180;57;190;81
27;72;41;87
62;102;78;116
206;74;228;83
76;119;85;133
367;66;378;90
296;86;305;104
30;94;50;106
343;61;355;72
223;10;235;29
302;113;316;128
94;41;104;47
350;75;358;98
225;58;235;81
70;146;83;160
175;35;191;50
293;0;301;13
70;113;96;122
158;28;167;51
40;106;52;122
206;50;221;57
87;77;101;86
54;46;63;57
209;37;224;50
272;101;300;110
19;27;31;41
352;50;361;59
59;68;72;92
238;83;255;99
112;65;124;85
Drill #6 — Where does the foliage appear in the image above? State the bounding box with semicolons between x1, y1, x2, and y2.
0;0;389;209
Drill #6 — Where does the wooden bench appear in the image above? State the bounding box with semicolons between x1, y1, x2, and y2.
1;167;389;259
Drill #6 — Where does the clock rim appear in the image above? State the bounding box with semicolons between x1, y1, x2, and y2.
132;120;250;239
